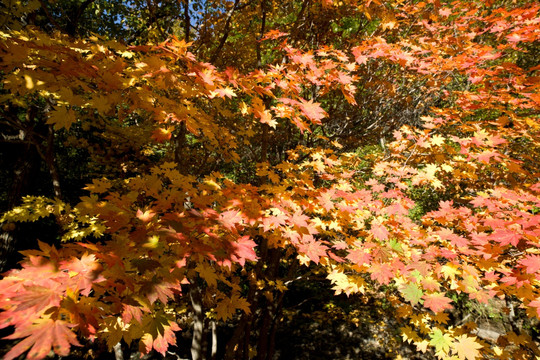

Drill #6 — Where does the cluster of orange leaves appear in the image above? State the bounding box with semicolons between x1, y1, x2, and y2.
0;0;539;359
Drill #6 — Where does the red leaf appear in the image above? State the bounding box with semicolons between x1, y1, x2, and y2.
219;210;243;231
298;99;326;124
489;229;521;246
289;210;310;229
139;279;175;305
261;212;287;231
370;263;394;285
423;293;453;313
317;189;336;211
346;249;372;265
297;240;328;264
520;255;540;274
60;254;103;296
370;220;389;241
230;236;258;266
11;285;63;313
4;318;81;360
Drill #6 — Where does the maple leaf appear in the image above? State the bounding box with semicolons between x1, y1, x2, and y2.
260;30;289;41
439;8;452;17
60;253;103;296
289;210;310;229
327;270;366;295
196;263;219;287
252;97;277;128
489;229;521;246
370;219;389;241
83;178;111;193
122;303;145;324
429;134;445;147
151;127;174;143
520;255;540;274
230;235;258;266
400;283;424;306
11;284;63;313
215;293;251;321
138;278;174;305
261;212;287;232
99;316;129;349
423;293;453;313
346;249;372;265
136;209;156;222
452;335;483;360
429;328;452;355
219;210;243;231
297;240;328;264
196;69;215;86
421;277;441;292
370;263;394;285
528;299;540;318
139;312;180;356
475;150;501;164
298;99;326;124
211;87;236;99
47;106;77;130
317;189;336;211
4;318;81;360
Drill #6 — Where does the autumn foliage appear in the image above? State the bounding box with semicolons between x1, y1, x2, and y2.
0;0;539;359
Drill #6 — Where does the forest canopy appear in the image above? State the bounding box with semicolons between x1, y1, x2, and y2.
0;0;539;359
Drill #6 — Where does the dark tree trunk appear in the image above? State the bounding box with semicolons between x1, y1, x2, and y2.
0;137;40;272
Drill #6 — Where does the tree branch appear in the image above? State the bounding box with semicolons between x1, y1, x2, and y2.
210;0;241;63
37;0;62;31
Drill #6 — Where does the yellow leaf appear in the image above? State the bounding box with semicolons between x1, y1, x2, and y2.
47;107;77;130
84;178;111;193
215;293;250;321
430;134;445;147
195;263;219;288
144;235;160;249
451;335;483;360
440;263;461;280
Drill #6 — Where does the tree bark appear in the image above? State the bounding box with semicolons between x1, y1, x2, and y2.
224;236;269;360
190;286;205;360
113;342;124;360
45;125;62;199
210;320;217;360
174;121;188;172
184;0;190;42
256;0;267;68
255;247;281;360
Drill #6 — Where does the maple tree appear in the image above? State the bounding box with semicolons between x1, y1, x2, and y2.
0;0;539;359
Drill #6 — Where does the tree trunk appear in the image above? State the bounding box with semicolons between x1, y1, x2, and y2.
0;133;39;272
256;248;281;360
210;320;217;360
184;0;190;42
191;286;205;360
113;342;124;360
45;125;62;199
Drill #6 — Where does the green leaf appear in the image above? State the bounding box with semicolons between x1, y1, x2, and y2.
429;328;452;355
401;283;423;306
